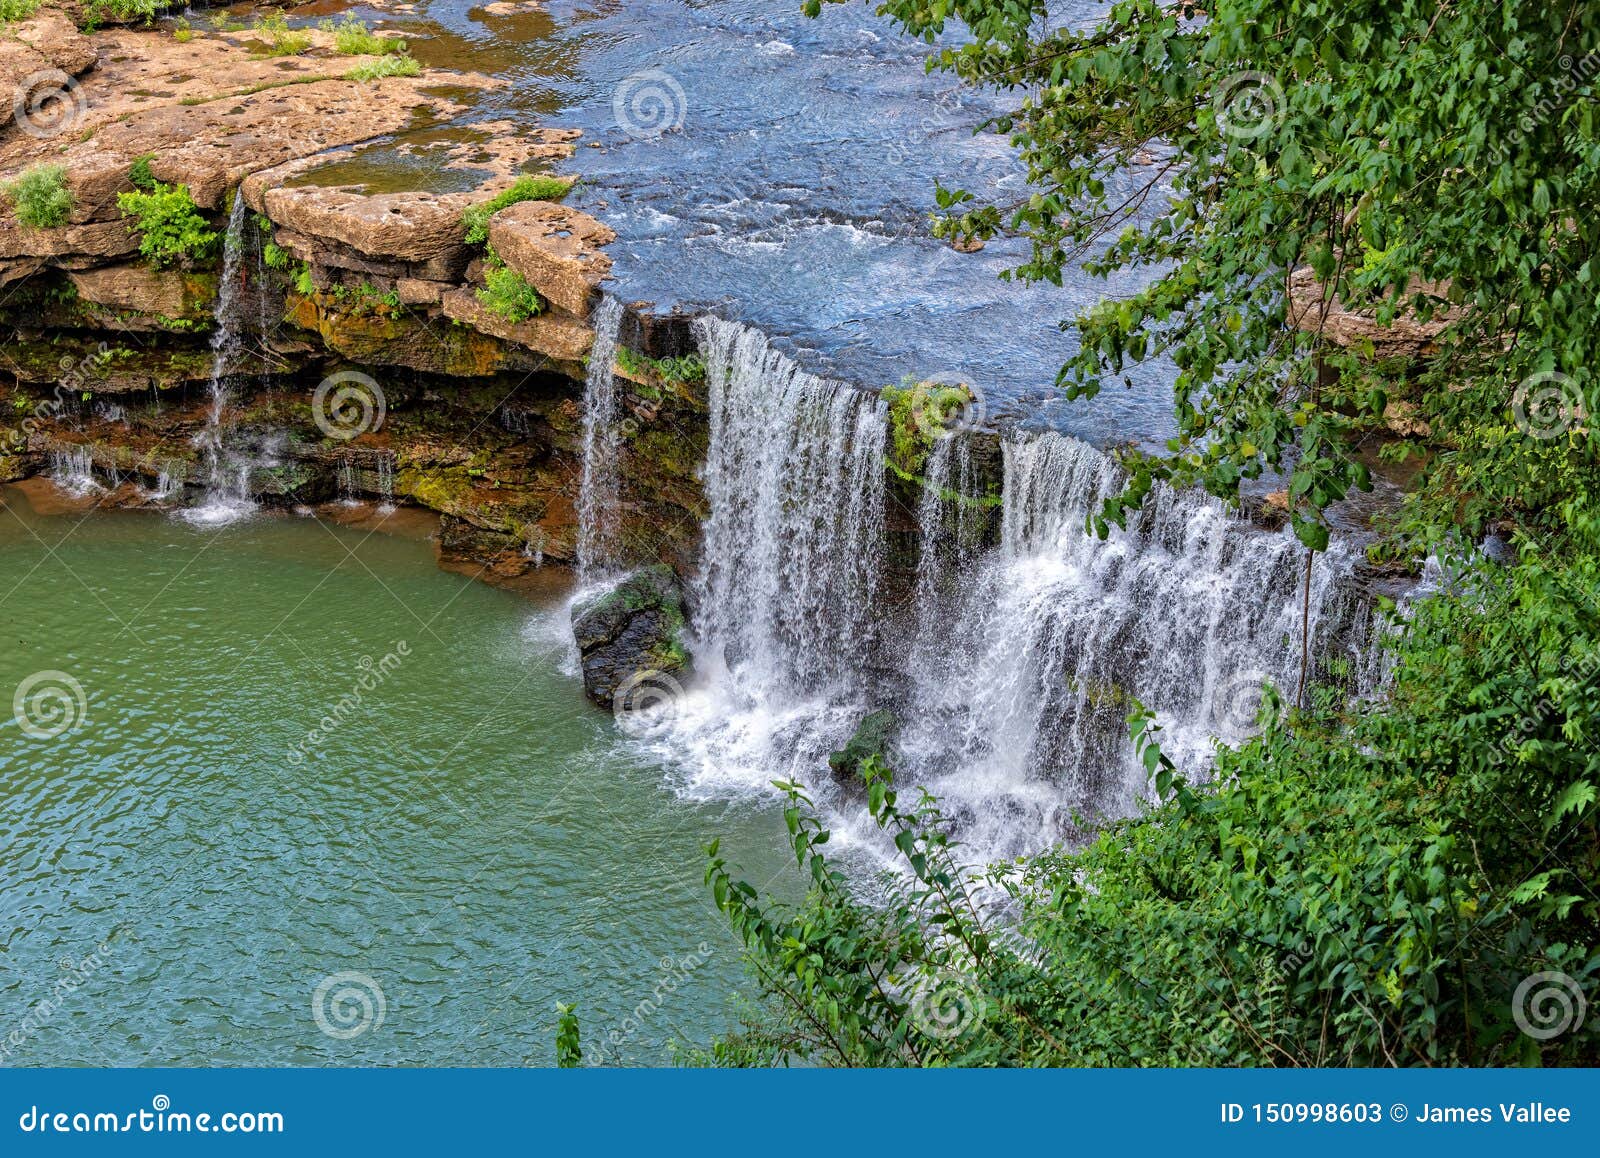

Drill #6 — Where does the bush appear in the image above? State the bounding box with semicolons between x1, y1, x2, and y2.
476;255;543;323
127;154;157;192
249;11;311;56
3;165;73;229
319;15;406;55
345;54;421;81
83;0;167;26
460;175;572;246
116;183;219;268
0;0;43;23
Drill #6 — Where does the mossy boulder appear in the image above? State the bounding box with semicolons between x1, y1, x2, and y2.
570;564;691;708
828;708;898;781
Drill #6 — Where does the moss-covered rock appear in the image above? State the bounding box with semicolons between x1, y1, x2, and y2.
570;564;691;707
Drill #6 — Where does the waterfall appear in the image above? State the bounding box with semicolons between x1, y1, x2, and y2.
625;318;890;799
180;196;254;527
49;446;101;496
893;430;1367;858
375;450;395;511
576;296;625;580
910;433;977;664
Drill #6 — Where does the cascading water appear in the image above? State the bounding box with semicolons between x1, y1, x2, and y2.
49;446;100;496
575;296;625;581
375;451;395;511
626;318;891;800
181;196;254;527
894;430;1368;858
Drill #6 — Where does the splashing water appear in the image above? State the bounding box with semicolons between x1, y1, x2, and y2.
576;296;626;580
180;196;255;528
894;431;1368;858
626;318;890;804
49;446;101;496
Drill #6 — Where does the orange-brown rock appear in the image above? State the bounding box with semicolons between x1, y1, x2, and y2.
440;287;593;371
1286;266;1457;360
486;201;614;317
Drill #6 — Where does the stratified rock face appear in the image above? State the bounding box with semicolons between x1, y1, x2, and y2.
1286;266;1456;359
487;201;615;317
570;565;691;706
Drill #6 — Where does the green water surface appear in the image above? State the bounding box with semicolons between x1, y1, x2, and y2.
0;491;789;1065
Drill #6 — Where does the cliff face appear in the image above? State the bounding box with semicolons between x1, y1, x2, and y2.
0;5;708;575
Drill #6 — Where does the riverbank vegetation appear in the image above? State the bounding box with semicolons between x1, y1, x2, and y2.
695;0;1600;1066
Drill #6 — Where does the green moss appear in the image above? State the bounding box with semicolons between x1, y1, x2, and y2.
615;345;706;390
460;175;573;246
3;165;73;229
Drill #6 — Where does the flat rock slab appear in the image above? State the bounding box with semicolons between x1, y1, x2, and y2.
487;201;614;317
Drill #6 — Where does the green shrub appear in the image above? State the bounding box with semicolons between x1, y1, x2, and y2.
345;54;421;81
116;183;219;268
84;0;167;26
0;0;44;23
127;154;157;192
3;165;73;229
476;255;543;323
319;15;405;55
460;175;572;246
263;242;291;271
209;10;245;32
249;10;311;56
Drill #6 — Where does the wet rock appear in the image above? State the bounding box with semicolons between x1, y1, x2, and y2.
67;264;215;327
828;709;898;782
570;565;691;707
620;302;697;360
439;287;594;374
486;201;615;317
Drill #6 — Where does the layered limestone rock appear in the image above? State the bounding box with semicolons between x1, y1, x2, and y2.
486;201;615;317
1286;266;1457;360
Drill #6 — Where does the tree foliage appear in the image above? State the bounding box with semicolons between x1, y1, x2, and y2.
694;0;1600;1067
